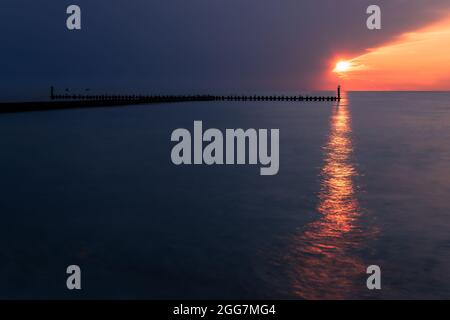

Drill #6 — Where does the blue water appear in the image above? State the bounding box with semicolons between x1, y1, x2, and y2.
0;92;449;299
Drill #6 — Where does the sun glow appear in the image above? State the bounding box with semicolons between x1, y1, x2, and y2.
334;60;352;73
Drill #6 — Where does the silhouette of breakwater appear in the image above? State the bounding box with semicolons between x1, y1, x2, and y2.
0;86;341;114
50;88;340;103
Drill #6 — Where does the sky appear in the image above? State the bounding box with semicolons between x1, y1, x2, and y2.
331;15;450;90
1;0;450;101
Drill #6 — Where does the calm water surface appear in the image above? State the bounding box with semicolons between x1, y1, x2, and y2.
0;92;449;299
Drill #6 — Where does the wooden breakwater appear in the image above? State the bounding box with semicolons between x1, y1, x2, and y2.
50;93;340;103
0;87;341;114
49;85;342;102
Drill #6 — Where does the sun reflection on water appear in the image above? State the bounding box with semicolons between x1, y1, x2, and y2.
287;94;370;299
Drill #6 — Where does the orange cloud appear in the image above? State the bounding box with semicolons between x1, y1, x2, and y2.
328;15;450;91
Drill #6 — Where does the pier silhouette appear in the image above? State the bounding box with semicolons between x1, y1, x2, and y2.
0;86;341;113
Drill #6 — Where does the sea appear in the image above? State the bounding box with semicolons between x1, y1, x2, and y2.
0;91;449;299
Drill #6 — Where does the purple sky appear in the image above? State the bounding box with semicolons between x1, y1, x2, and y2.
1;0;450;100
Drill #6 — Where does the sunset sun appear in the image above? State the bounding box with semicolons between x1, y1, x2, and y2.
334;60;351;73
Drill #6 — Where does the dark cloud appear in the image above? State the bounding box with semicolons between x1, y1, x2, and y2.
1;0;450;100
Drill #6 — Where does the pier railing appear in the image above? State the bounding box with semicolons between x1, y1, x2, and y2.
50;93;340;103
